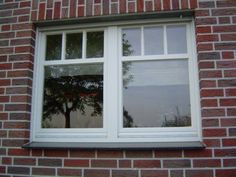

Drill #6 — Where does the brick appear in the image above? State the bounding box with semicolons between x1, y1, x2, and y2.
14;158;36;166
221;118;236;126
172;0;179;10
163;0;170;10
10;38;33;46
141;170;168;177
32;149;43;156
5;104;31;111
0;47;14;54
9;54;33;61
193;159;220;167
227;108;236;116
91;159;117;168
219;17;231;24
145;1;153;12
112;170;138;177
196;18;217;25
218;79;236;87
38;159;62;167
134;160;160;168
126;150;153;158
137;0;144;12
97;150;123;158
3;140;27;149
38;3;46;20
215;149;236;157
20;1;31;8
70;0;76;17
8;148;30;156
0;96;9;102
4;121;29;129
229;128;236;136
224;70;236;77
13;8;30;15
120;0;126;13
197;44;213;52
7;167;30;175
0;2;18;10
200;80;216;88
201;99;217;107
216;169;236;177
215;43;236;50
222;138;236;146
217;0;236;7
0;130;7;138
58;168;82;176
12;78;32;86
197;34;218;42
119;160;131;168
181;0;188;9
10;113;30;120
203;128;226;137
9;130;30;138
54;1;61;19
221;34;236;41
213;25;236;33
184;149;212;158
200;89;223;97
11;95;31;102
44;150;68;157
128;2;135;13
212;9;236;16
6;87;30;94
195;10;209;17
7;70;33;78
12;23;33;30
202;109;225;117
0;17;17;24
46;9;53;20
217;61;236;68
186;170;213;177
220;98;236;106
32;168;55;176
64;159;89;167
86;0;93;16
223;159;236;167
170;170;183;177
70;150;95;157
202;119;219;127
198;52;220;60
2;157;12;165
199;70;222;78
163;160;191;168
155;150;182;158
84;169;109;177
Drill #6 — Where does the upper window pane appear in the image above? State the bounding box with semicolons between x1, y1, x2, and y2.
144;27;164;55
42;64;103;128
86;31;104;58
122;28;141;56
46;34;62;60
123;60;191;128
66;33;83;59
167;25;187;54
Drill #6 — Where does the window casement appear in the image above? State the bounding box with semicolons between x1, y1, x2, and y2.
31;19;201;147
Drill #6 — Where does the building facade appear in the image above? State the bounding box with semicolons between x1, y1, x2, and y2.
0;0;236;176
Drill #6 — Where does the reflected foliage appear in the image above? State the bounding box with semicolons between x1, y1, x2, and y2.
86;32;104;58
43;65;103;128
66;33;82;59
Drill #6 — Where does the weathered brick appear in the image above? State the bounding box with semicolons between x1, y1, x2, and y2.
91;159;117;168
38;159;62;167
112;170;138;177
64;159;89;167
14;158;36;166
163;160;191;168
84;169;109;177
32;168;55;176
57;168;82;176
186;170;213;177
134;160;160;168
216;169;236;177
7;167;30;175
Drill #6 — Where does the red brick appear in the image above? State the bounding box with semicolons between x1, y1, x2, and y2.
4;122;29;129
141;170;168;177
197;34;218;42
120;0;126;13
64;159;89;167
200;89;223;97
38;3;46;20
70;0;76;17
196;18;217;25
38;159;62;167
0;47;14;54
199;61;214;69
119;160;131;168
145;1;153;12
20;1;31;7
223;159;236;167
200;80;216;88
213;25;236;33
84;169;109;177
32;149;43;156
32;168;55;176
195;10;209;16
70;150;95;157
7;70;33;78
224;70;236;77
0;96;9;102
221;118;236;126
14;158;36;166
200;113;216;123
9;130;30;138
193;159;220;167
220;98;236;106
97;150;123;158
215;42;236;50
126;150;153;158
10;113;30;120
11;95;31;102
222;138;236;146
44;150;68;157
155;150;182;158
203;128;226;137
202;119;219;127
134;160;160;168
181;0;188;9
91;160;117;168
201;99;218;107
46;9;53;20
216;169;236;177
163;0;170;10
217;61;236;68
6;87;31;94
218;79;236;87
215;149;236;157
227;108;236;116
186;170;213;177
58;168;82;176
128;2;135;13
184;149;212;158
219;17;231;24
54;1;61;19
78;6;84;17
8;167;30;175
13;8;30;15
197;44;213;51
137;0;144;12
198;52;220;60
2;157;12;165
222;52;234;59
199;70;222;78
8;148;30;156
5;104;31;112
217;0;236;7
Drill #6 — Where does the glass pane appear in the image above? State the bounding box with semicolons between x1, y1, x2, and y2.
167;25;187;54
144;27;164;55
46;34;62;60
66;33;82;59
123;60;191;128
122;28;141;56
42;64;103;128
86;31;104;58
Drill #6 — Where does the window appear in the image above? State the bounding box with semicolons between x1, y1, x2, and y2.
31;20;201;145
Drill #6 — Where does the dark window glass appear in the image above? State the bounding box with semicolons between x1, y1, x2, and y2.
86;31;104;58
66;33;83;59
46;34;62;60
42;64;103;128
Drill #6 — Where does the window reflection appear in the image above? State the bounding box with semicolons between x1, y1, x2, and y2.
46;34;62;60
123;60;191;128
42;64;103;128
66;33;83;59
86;31;104;58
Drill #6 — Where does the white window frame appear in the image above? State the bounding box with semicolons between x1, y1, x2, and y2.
31;18;201;144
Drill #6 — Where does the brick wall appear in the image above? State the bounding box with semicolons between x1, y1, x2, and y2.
0;0;236;177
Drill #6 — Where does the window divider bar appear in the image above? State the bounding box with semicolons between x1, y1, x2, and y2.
61;32;66;60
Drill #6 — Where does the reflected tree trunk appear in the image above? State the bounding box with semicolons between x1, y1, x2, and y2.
65;110;71;128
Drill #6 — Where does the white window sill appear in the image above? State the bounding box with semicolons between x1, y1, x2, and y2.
22;141;205;150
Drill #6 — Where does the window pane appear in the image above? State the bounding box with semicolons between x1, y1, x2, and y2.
167;25;187;54
46;34;62;60
66;33;82;59
122;28;141;56
144;27;164;55
42;64;103;128
86;31;104;58
123;60;191;128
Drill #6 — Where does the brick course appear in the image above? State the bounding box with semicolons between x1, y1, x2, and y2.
0;0;236;177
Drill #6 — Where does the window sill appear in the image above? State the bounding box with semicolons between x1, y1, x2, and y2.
22;141;205;150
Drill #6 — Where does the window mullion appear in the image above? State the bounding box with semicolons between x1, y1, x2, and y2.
61;32;66;60
105;26;119;141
